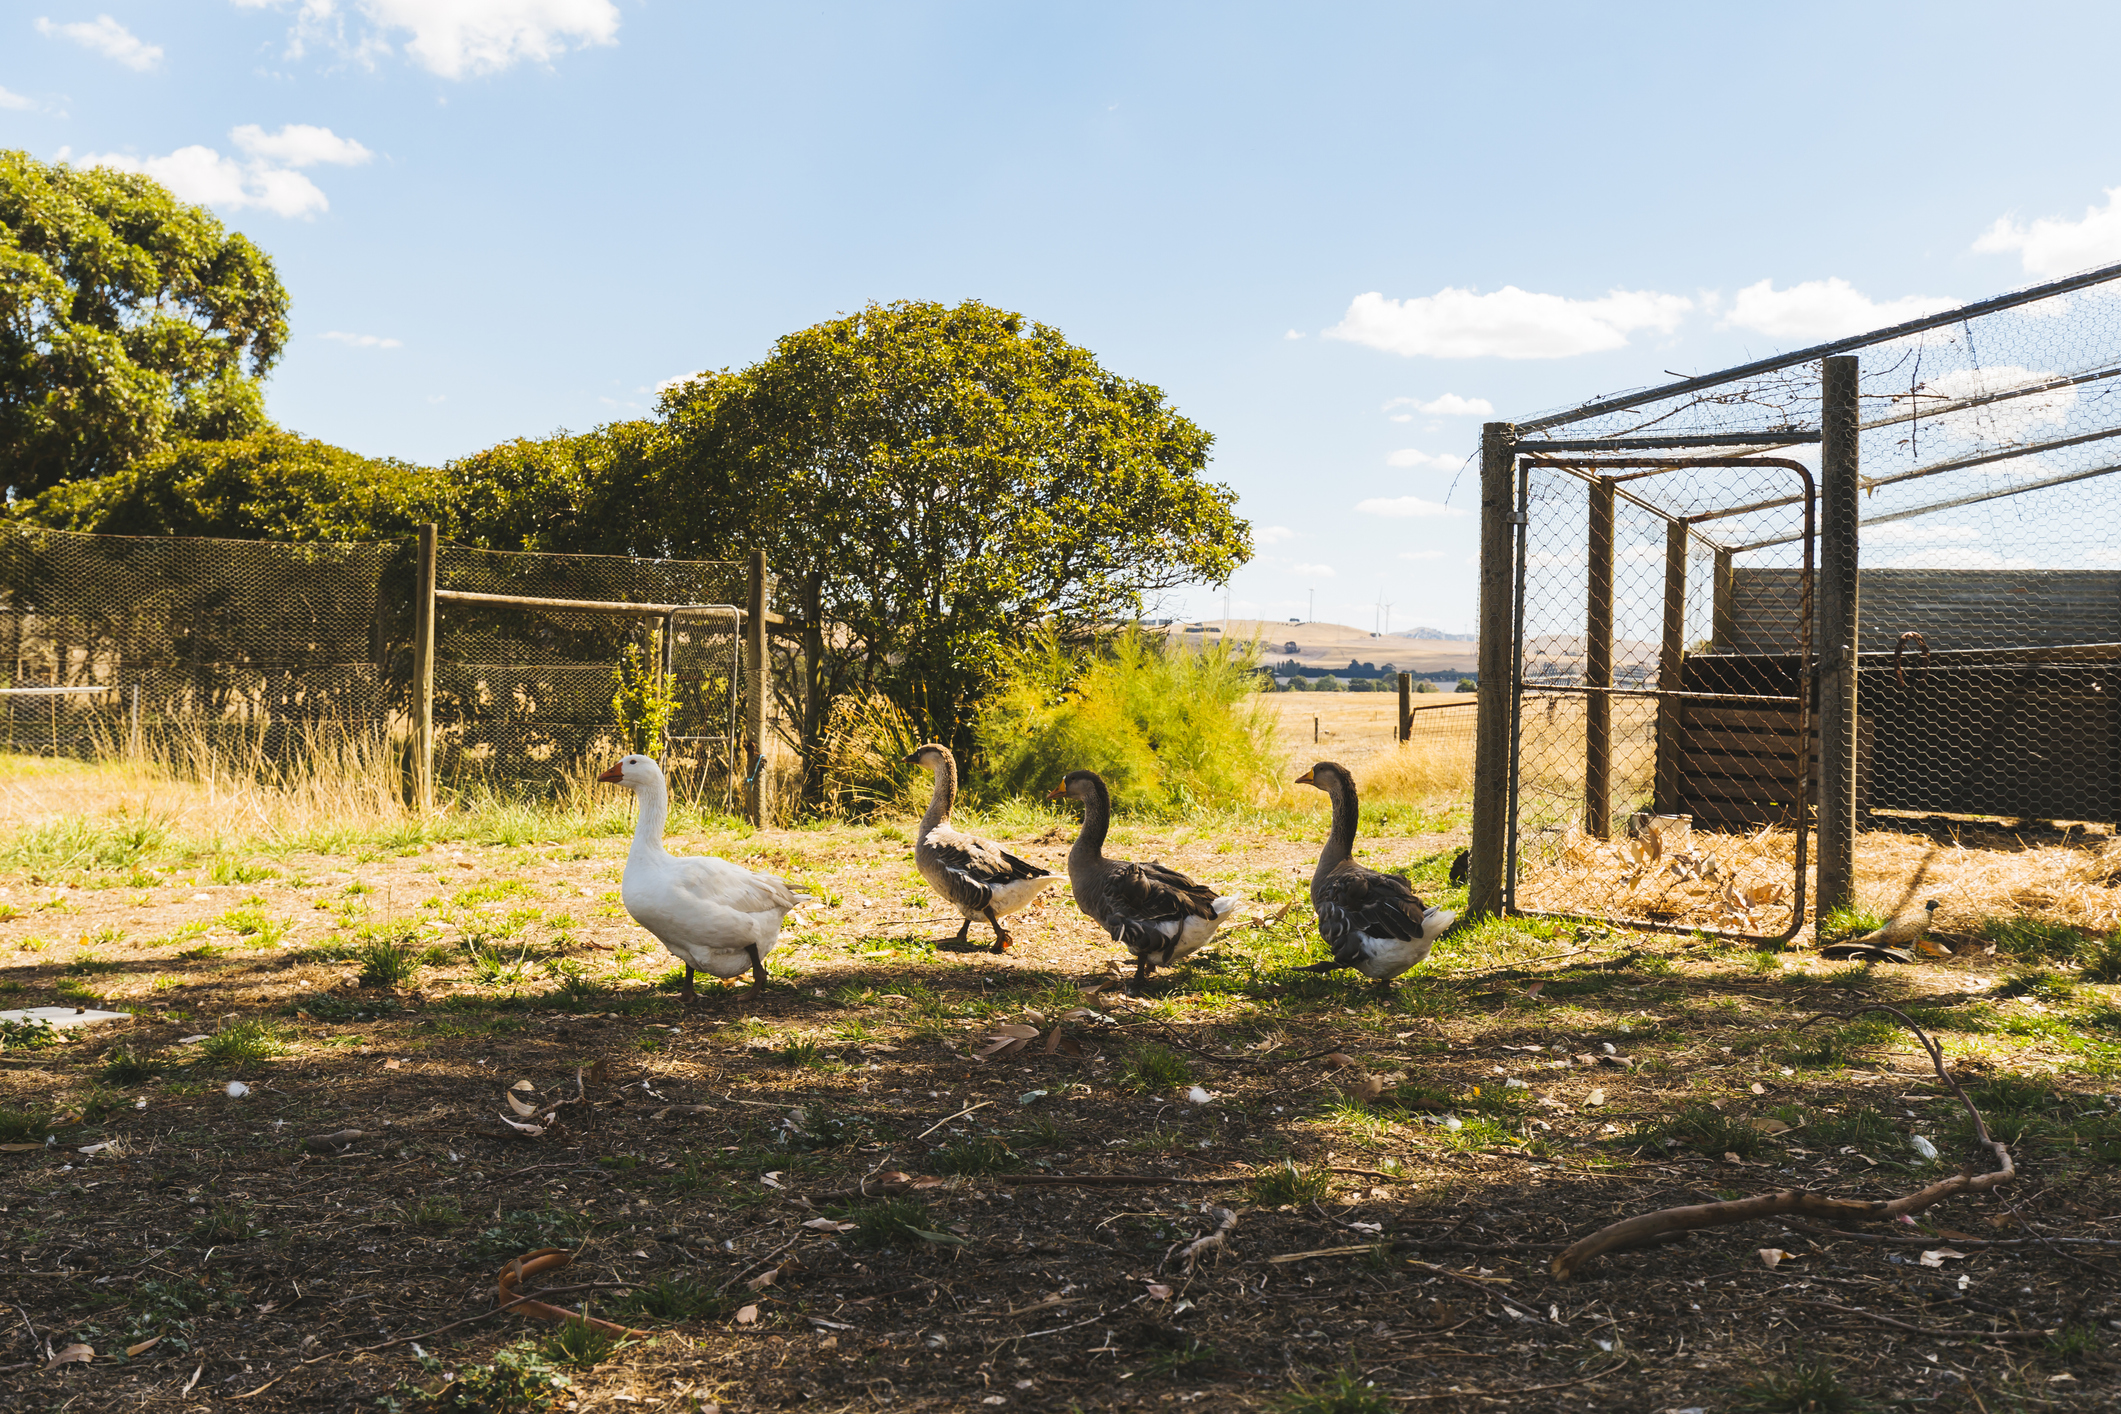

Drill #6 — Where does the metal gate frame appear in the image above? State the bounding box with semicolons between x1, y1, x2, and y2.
663;603;743;811
1505;455;1817;946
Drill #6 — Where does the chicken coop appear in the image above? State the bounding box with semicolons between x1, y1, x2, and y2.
1466;260;2121;941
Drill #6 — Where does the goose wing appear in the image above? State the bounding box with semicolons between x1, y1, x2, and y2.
1315;861;1429;968
1097;860;1219;951
925;825;1051;907
669;854;804;916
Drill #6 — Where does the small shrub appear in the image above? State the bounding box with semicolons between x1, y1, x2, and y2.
393;1340;572;1412
0;1106;53;1142
931;1134;1025;1176
412;1195;464;1230
469;1209;577;1261
538;1313;620;1370
1247;1159;1330;1207
777;1038;829;1068
0;1017;60;1052
1733;1356;1862;1413
1116;1042;1195;1094
1274;1369;1394;1414
612;1274;733;1324
199;1019;288;1066
1982;915;2091;962
191;1202;261;1242
1658;1104;1770;1160
99;1045;159;1084
2079;933;2121;984
356;936;422;989
842;1197;936;1251
209;858;279;886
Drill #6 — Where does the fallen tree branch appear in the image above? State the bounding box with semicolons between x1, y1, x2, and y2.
496;1249;650;1337
1551;1004;2011;1281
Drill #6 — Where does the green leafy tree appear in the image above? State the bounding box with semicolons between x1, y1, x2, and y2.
1;151;289;498
655;298;1249;804
13;430;439;540
437;421;663;554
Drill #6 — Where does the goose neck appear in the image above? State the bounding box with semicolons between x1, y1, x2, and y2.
1068;781;1111;866
630;775;671;859
918;756;957;840
1315;779;1357;880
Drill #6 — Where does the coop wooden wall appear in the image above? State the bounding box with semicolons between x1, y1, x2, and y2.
1721;569;2121;654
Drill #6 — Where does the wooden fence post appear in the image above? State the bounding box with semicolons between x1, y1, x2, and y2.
744;549;770;827
412;524;437;815
1584;477;1615;837
1397;671;1412;743
1816;356;1861;922
1654;517;1689;814
1711;546;1736;651
1469;421;1518;919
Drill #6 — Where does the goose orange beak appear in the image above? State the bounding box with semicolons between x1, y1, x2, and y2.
1295;768;1315;786
1046;784;1067;800
596;763;624;783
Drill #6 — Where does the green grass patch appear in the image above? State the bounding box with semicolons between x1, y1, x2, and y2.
1116;1041;1196;1094
1247;1159;1330;1206
199;1019;288;1066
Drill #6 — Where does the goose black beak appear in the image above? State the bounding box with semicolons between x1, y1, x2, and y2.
903;752;923;767
596;763;624;783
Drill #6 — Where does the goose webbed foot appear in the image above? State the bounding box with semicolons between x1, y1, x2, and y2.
984;907;1010;954
747;944;767;988
952;918;972;945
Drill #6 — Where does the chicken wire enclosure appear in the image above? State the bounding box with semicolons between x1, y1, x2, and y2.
1508;459;1814;940
1486;258;2121;936
432;546;747;797
0;526;411;758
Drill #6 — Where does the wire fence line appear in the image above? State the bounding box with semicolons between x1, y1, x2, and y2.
1488;259;2121;936
0;525;752;805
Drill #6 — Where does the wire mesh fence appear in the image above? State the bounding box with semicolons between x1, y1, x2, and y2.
0;526;749;804
0;525;413;760
433;546;746;798
1501;259;2121;936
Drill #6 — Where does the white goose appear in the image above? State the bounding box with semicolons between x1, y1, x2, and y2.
598;755;810;1002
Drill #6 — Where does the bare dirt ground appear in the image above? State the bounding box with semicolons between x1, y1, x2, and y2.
1;756;2117;1414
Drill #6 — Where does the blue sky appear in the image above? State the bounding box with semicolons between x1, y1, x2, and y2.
9;2;2121;633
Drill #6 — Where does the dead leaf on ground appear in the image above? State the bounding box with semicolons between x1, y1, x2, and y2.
1759;1248;1795;1270
1919;1248;1969;1267
44;1343;93;1371
736;1305;760;1325
1320;1052;1359;1070
1585;1089;1606;1107
125;1336;160;1357
1145;1282;1173;1300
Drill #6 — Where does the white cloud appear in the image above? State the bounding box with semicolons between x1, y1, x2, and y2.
1255;525;1295;546
1973;188;2121;278
1326;286;1692;359
1861;523;1979;545
1385;448;1462;470
36;14;162;70
321;330;401;348
232;123;372;167
1288;563;1337;579
1397;550;1446;561
656;370;707;393
1721;278;1958;340
1356;495;1466;518
81;143;328;218
0;86;35;111
1284;329;1303;340
247;0;621;79
79;123;368;219
1916;364;2077;444
1383;393;1494;418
